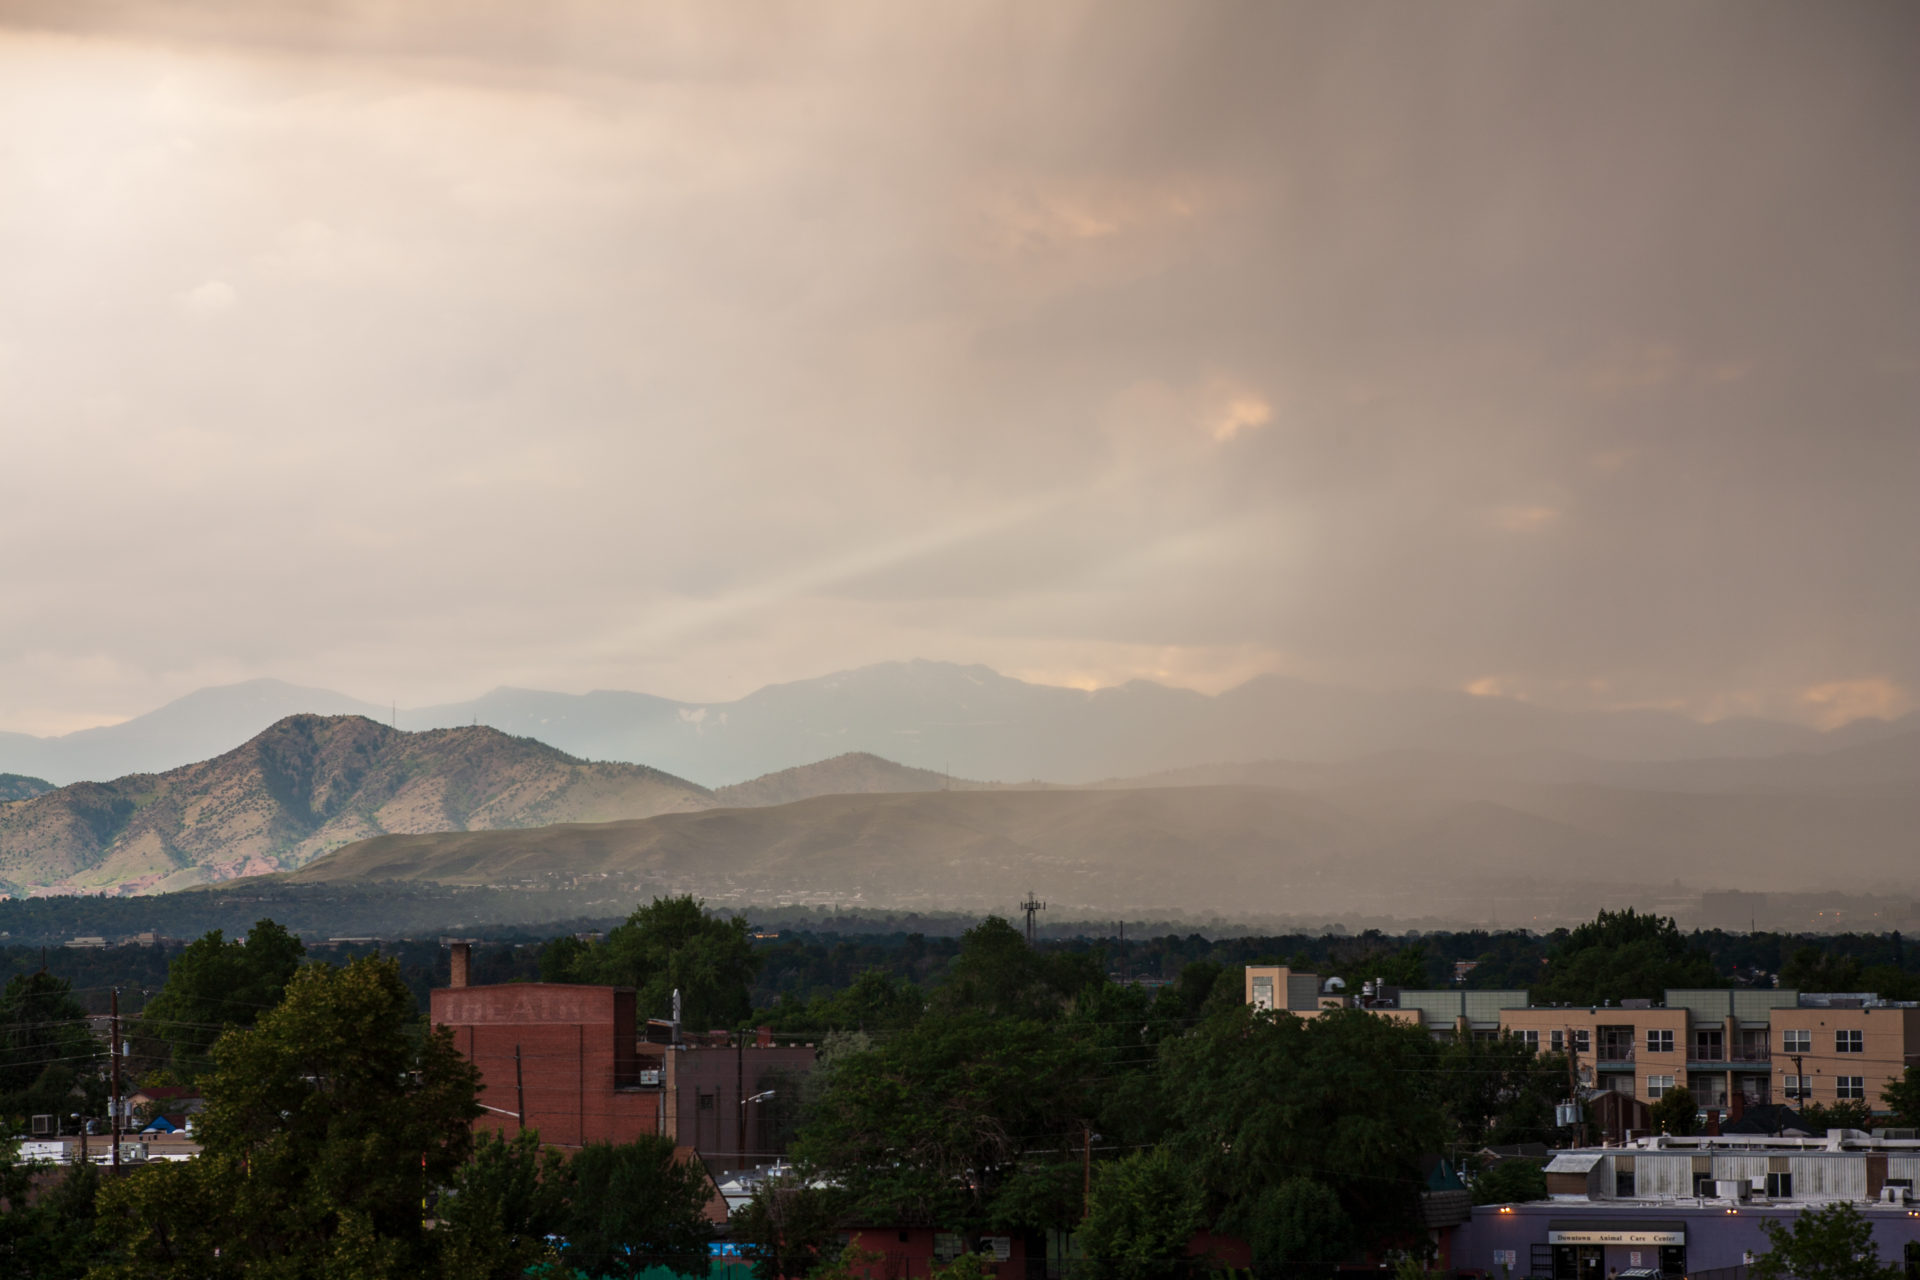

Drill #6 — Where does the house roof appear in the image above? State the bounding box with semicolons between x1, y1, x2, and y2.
1723;1104;1810;1136
1544;1153;1604;1173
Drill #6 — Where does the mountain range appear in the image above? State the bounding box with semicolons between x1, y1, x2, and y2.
0;713;988;896
282;761;1920;923
3;662;1913;789
3;699;1916;917
0;715;714;896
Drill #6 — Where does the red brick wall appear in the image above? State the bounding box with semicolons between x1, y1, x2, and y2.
432;983;662;1147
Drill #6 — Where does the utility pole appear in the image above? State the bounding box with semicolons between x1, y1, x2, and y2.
737;1027;746;1173
1082;1123;1092;1220
1019;893;1046;945
1565;1025;1584;1146
515;1044;525;1134
110;988;121;1169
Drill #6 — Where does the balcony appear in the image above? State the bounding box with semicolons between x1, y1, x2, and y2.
1595;1046;1636;1070
1730;1048;1771;1065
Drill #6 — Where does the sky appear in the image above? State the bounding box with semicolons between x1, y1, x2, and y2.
1;1;1916;736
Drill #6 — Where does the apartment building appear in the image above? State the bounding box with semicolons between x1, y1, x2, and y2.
1242;966;1920;1117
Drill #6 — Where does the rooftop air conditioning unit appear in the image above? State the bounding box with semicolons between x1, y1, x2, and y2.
1880;1187;1911;1205
30;1114;54;1136
1714;1180;1751;1201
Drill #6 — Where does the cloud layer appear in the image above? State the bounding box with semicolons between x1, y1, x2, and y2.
1;1;1916;733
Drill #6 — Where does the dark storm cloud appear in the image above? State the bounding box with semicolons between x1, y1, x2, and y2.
0;1;1913;730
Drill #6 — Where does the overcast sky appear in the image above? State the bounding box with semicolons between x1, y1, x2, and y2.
1;1;1915;736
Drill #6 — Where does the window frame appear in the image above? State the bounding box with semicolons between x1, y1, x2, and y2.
1647;1074;1675;1099
1836;1076;1865;1100
1646;1028;1674;1054
1836;1029;1863;1054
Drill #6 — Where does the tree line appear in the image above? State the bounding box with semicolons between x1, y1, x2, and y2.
3;899;1919;1279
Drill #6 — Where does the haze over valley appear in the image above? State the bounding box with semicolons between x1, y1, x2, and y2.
2;2;1915;932
0;663;1912;928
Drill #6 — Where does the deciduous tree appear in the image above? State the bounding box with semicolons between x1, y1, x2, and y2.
557;1136;717;1278
1882;1065;1920;1128
1649;1085;1697;1136
1751;1202;1901;1280
1160;1006;1444;1258
568;896;761;1030
90;956;481;1279
136;918;305;1075
1078;1146;1207;1280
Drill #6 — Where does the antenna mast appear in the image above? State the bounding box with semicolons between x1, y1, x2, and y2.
1019;892;1046;944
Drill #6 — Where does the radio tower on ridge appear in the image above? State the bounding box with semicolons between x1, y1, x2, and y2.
1019;892;1046;944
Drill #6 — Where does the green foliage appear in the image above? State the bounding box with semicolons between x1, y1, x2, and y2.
0;1140;99;1280
1325;945;1434;991
1160;1006;1444;1255
87;1157;236;1280
930;916;1102;1021
1799;1100;1876;1134
556;1135;717;1278
434;1129;571;1280
1882;1064;1920;1127
1078;1146;1207;1280
1243;1176;1351;1267
796;1010;1098;1235
1437;1035;1566;1148
808;1241;887;1280
0;970;100;1121
89;956;482;1279
1751;1202;1901;1280
561;896;761;1029
1470;1159;1547;1205
1649;1085;1697;1136
934;1252;1000;1280
760;968;926;1035
1535;909;1722;1005
1781;946;1865;994
731;1176;851;1280
136;918;306;1075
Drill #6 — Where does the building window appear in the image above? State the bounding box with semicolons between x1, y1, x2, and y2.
1783;1075;1808;1099
1550;1030;1564;1052
1518;1029;1539;1049
1647;1074;1675;1099
1837;1077;1865;1100
1693;1029;1724;1061
1574;1029;1591;1053
1836;1029;1863;1053
1251;976;1275;1011
1767;1172;1792;1198
1647;1029;1674;1054
697;1091;715;1111
1783;1029;1810;1053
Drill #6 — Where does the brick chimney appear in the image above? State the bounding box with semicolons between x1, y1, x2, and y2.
449;941;471;989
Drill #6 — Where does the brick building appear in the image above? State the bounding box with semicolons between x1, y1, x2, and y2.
431;978;667;1147
431;944;814;1162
